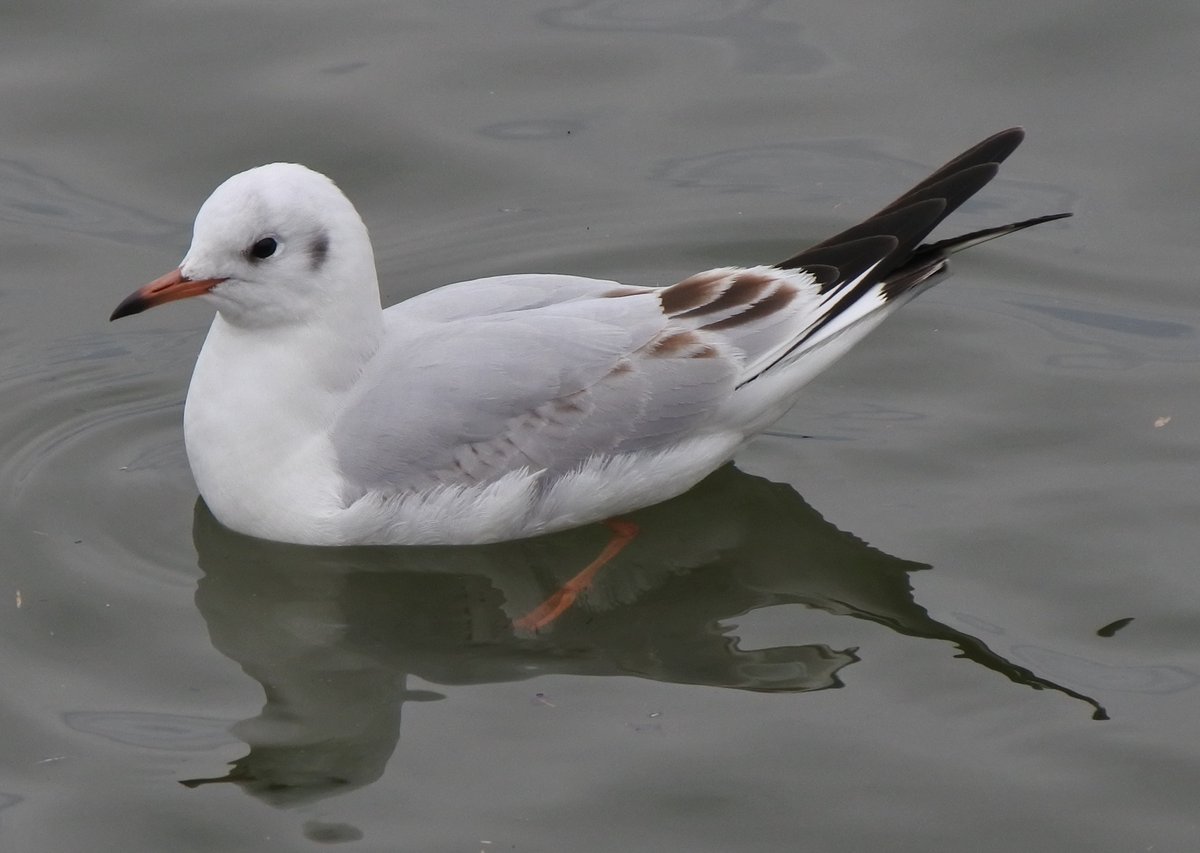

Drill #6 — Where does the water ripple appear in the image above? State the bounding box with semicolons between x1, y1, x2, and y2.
0;331;201;581
64;710;236;751
0;158;183;245
540;0;828;75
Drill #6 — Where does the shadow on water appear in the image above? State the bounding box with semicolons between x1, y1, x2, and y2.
178;464;1106;808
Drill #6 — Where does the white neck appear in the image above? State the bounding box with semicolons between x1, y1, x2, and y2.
183;302;383;542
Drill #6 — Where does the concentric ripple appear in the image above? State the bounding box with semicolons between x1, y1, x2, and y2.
0;329;204;587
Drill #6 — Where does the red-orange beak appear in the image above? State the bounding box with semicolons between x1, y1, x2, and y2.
109;268;226;321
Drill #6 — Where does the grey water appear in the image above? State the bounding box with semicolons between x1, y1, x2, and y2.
2;1;1199;850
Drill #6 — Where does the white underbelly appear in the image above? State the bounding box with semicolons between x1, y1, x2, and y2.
333;432;743;545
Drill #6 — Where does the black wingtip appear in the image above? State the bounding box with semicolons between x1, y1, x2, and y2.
782;129;1034;271
778;128;1065;278
1024;211;1072;225
919;211;1073;258
768;128;1069;327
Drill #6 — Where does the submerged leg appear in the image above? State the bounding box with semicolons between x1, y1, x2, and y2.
513;518;640;632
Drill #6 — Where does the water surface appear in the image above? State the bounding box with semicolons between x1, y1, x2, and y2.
2;1;1199;850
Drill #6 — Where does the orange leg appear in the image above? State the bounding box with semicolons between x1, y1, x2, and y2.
514;518;640;632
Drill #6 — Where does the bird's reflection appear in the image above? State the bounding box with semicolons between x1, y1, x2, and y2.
181;464;1104;807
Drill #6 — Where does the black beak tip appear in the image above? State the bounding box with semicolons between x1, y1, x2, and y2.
109;295;147;322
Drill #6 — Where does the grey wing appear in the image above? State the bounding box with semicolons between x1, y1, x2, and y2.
332;266;839;496
331;281;729;494
394;273;647;321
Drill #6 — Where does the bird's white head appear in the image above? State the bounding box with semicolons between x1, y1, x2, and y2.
111;163;381;329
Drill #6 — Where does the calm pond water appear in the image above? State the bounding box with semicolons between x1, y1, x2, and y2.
2;1;1199;850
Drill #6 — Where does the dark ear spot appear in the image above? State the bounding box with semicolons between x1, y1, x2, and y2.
309;232;330;271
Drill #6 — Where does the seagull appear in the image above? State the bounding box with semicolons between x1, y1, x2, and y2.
111;128;1068;553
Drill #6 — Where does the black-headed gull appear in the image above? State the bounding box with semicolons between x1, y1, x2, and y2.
112;128;1068;548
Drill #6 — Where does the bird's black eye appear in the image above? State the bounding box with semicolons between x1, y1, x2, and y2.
249;236;278;260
